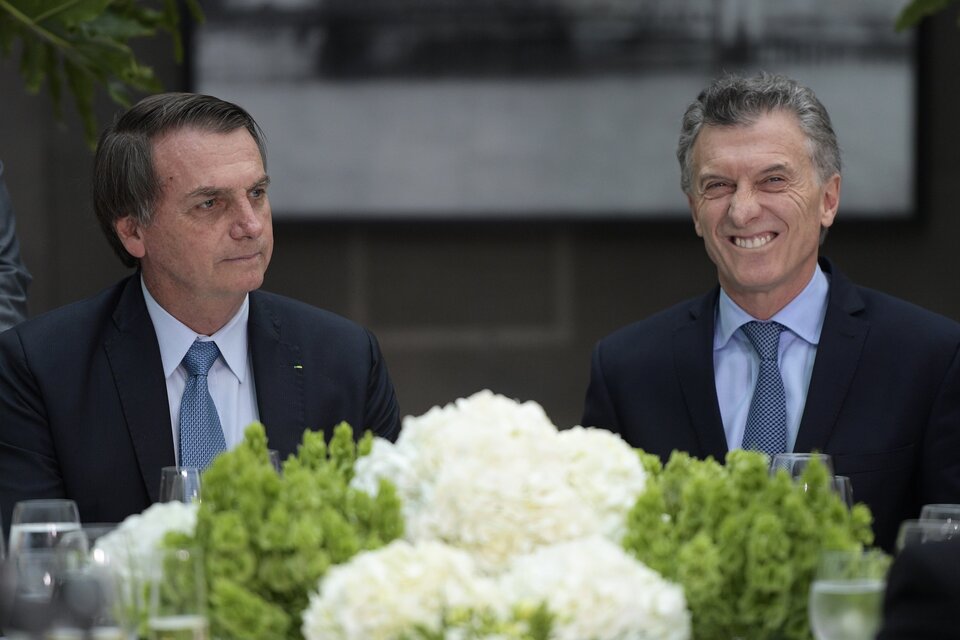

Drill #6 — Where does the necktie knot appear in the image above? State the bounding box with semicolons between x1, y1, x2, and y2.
183;341;220;377
742;321;785;362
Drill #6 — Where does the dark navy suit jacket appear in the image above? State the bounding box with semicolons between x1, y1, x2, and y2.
0;275;399;529
877;537;960;639
583;258;960;551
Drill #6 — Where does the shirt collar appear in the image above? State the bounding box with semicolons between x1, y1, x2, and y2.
141;276;250;381
715;263;830;349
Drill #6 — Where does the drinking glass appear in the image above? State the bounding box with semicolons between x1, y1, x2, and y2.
48;558;130;639
147;547;208;640
770;453;835;481
808;549;890;640
159;466;202;503
918;503;960;523
5;499;83;638
831;476;854;509
895;518;960;551
268;449;283;474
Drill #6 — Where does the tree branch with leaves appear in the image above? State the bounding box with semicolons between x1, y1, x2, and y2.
0;0;202;146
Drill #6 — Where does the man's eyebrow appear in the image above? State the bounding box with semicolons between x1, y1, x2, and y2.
185;175;270;199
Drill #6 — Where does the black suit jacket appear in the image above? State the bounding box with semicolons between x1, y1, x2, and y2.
582;258;960;551
0;275;399;530
877;538;960;639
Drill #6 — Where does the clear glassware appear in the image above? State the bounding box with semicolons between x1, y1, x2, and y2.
918;503;960;523
147;546;209;640
769;452;835;480
831;476;854;509
159;466;202;504
808;549;890;640
5;499;84;639
895;518;960;551
268;449;283;474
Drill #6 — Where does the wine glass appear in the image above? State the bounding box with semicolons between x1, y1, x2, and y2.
918;503;960;522
895;518;960;551
770;453;835;493
159;466;202;503
808;549;890;640
831;476;854;509
147;546;208;639
268;449;283;474
5;499;83;638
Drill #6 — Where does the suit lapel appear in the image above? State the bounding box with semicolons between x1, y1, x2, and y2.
248;292;305;456
674;289;729;461
103;276;175;503
794;259;868;453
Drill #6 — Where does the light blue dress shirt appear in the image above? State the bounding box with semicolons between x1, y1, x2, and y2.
141;277;260;463
714;265;830;453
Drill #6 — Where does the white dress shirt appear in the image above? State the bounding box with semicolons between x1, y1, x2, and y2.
141;277;260;463
713;264;830;453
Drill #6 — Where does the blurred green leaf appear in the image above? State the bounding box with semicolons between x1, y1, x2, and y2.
896;0;960;30
0;0;204;146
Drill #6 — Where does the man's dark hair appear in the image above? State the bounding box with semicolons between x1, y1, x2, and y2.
93;93;267;267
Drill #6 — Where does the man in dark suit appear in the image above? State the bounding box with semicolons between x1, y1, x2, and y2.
0;93;400;531
877;537;960;639
0;160;31;331
582;73;960;551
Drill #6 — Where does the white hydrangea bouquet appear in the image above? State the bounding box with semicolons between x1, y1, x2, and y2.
302;390;691;640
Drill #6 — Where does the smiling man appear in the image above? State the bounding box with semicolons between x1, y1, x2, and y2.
582;73;960;551
0;94;400;530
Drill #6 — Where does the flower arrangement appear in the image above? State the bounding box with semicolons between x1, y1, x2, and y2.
101;389;874;640
622;449;875;640
306;390;689;639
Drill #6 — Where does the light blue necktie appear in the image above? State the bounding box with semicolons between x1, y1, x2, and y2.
741;321;788;457
179;340;226;469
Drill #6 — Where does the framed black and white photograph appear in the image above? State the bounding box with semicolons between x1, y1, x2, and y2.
192;0;915;220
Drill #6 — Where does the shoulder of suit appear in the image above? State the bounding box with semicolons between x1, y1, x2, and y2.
249;289;371;336
596;291;713;350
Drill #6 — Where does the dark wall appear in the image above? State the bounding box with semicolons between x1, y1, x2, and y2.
2;16;958;429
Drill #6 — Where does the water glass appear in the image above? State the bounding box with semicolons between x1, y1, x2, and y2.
770;453;835;482
808;549;890;640
895;518;960;551
831;476;854;509
918;503;960;522
147;546;208;639
159;466;202;503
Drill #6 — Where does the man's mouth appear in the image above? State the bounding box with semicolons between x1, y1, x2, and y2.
732;233;776;249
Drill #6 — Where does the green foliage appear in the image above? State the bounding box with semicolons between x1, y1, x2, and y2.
0;0;203;146
183;422;404;640
896;0;960;30
397;603;555;640
622;450;877;640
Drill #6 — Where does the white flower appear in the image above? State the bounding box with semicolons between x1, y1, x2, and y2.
353;390;648;571
94;501;198;581
556;426;648;541
301;539;499;640
499;536;691;640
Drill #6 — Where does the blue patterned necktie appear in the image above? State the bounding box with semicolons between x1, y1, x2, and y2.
179;340;226;469
741;321;788;457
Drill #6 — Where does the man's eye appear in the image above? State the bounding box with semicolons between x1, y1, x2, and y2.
250;187;266;198
198;199;215;209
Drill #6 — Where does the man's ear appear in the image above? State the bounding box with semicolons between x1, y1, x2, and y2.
820;173;841;229
115;216;146;259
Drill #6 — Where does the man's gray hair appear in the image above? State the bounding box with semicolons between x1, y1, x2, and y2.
677;72;841;195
